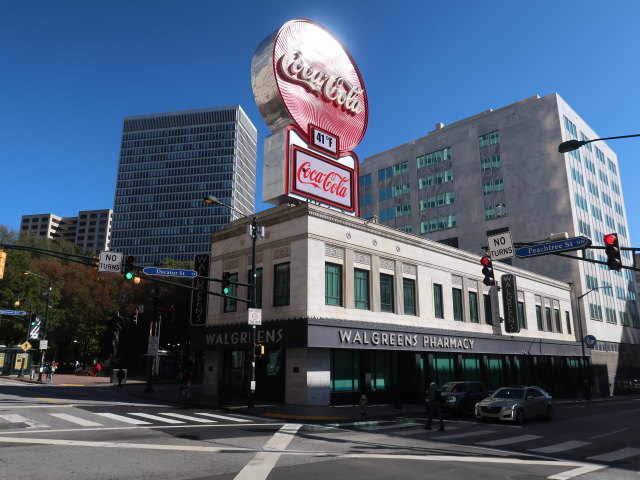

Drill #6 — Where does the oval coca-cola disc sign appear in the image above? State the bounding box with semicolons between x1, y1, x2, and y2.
252;19;368;153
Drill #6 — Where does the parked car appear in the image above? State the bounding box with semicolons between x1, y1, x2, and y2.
475;386;553;424
441;381;491;416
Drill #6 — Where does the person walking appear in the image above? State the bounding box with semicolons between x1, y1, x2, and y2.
49;361;57;382
95;362;102;377
116;368;125;388
424;381;445;431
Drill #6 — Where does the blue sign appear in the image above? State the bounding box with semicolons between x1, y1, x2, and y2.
142;267;198;278
584;334;597;348
0;310;27;316
515;236;591;258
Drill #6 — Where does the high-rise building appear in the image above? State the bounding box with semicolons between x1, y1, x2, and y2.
358;93;639;396
20;209;113;254
110;106;258;266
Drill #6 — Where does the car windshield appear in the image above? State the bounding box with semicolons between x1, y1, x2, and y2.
492;388;525;399
441;383;461;393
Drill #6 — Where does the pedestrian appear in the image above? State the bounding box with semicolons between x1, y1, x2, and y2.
181;370;193;399
424;381;445;431
95;362;102;377
74;360;80;375
50;361;57;382
116;368;125;388
44;363;51;382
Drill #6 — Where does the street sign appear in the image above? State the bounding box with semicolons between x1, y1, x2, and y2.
515;236;592;258
0;310;27;316
39;340;48;350
248;308;262;326
142;267;198;278
20;341;32;352
98;251;123;273
147;336;159;356
584;334;597;348
487;232;514;261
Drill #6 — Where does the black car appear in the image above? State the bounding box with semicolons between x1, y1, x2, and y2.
441;381;491;416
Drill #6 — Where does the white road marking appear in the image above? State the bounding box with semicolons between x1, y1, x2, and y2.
478;434;542;446
0;414;49;428
548;464;612;480
157;412;216;423
95;413;151;425
587;447;640;462
234;423;302;480
437;429;495;440
359;422;422;431
194;412;251;422
49;413;103;427
529;441;590;453
127;413;185;424
588;427;630;440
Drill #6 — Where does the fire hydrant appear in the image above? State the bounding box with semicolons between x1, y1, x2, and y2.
359;393;368;416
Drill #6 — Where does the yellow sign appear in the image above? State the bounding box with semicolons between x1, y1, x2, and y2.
20;341;32;352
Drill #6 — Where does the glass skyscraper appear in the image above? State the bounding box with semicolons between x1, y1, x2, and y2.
111;106;257;265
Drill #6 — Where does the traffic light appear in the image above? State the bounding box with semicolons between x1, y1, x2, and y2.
603;233;622;270
29;315;41;339
0;250;6;280
167;305;175;322
481;255;495;286
131;307;139;324
123;255;136;280
221;272;231;295
254;344;265;357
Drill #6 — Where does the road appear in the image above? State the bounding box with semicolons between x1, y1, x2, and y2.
0;378;638;480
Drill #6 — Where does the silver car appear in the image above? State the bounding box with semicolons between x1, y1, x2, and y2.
475;386;553;424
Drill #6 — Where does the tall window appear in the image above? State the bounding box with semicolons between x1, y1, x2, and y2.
325;263;343;306
517;301;526;329
565;311;572;334
403;278;416;315
554;308;562;333
380;273;394;313
354;269;370;309
483;294;492;324
536;305;543;330
223;272;238;313
273;263;290;306
433;283;443;319
452;288;463;321
545;306;552;331
469;291;479;323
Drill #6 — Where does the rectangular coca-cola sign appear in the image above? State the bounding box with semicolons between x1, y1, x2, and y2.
290;145;355;212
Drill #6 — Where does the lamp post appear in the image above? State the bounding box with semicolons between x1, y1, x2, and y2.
24;271;52;383
558;133;640;153
572;284;612;400
204;195;259;408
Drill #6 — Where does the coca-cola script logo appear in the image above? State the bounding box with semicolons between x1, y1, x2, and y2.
252;19;368;152
291;146;353;210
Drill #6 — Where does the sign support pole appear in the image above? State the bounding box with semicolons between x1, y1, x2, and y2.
248;216;258;409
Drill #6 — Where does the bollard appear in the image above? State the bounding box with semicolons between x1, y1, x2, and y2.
30;368;36;380
359;393;368;416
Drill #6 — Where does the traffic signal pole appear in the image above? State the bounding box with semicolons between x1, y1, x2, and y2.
248;216;258;409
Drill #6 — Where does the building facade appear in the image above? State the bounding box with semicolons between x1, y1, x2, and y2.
194;203;583;406
110;106;258;266
20;209;113;254
358;93;639;396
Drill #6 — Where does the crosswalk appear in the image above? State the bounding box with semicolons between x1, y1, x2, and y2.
0;409;256;431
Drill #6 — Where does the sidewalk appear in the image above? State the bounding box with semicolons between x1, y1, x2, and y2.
5;373;639;424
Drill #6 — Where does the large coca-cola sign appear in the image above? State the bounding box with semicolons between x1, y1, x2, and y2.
252;19;368;153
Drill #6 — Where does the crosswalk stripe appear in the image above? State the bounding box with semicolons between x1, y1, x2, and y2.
157;413;217;423
529;440;590;453
193;412;250;423
0;414;49;428
49;413;103;427
128;413;185;424
587;447;640;462
95;413;151;425
478;434;542;446
437;429;495;440
359;422;422;431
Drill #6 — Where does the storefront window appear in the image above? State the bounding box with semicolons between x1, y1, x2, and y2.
380;273;394;312
403;278;416;315
331;350;359;392
273;263;290;306
434;354;455;385
374;351;394;390
452;288;463;321
354;268;370;309
462;355;481;381
433;283;443;318
487;355;503;389
469;291;478;323
325;263;343;306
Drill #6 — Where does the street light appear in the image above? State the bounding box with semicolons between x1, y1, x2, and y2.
203;195;260;408
572;284;612;400
558;133;640;153
24;270;52;383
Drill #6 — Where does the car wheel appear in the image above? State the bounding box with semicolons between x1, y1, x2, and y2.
545;405;553;420
515;409;526;425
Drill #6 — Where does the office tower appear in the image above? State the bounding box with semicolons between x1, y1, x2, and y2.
358;93;638;395
110;106;257;266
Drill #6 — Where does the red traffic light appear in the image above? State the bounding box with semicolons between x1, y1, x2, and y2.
603;234;616;246
480;256;491;267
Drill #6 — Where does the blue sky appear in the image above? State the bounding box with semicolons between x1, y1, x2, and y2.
1;1;639;245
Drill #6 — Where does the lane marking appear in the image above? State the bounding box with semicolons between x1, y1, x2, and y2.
548;464;609;480
128;413;185;424
588;427;630;440
478;434;543;446
529;441;590;454
234;423;302;480
0;414;49;429
95;413;152;425
49;413;103;427
158;413;216;423
587;447;640;462
194;412;251;423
